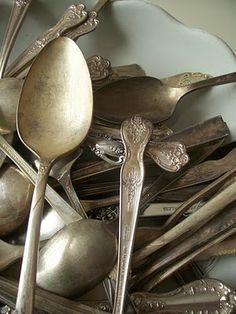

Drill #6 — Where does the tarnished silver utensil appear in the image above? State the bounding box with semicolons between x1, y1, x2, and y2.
0;0;32;77
94;73;236;124
113;116;153;314
5;4;87;78
15;37;92;314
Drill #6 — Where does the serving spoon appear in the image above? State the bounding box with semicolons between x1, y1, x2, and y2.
94;72;236;124
14;37;93;314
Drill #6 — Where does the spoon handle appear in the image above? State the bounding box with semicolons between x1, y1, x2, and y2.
0;134;81;224
131;279;236;313
113;116;152;314
59;170;88;219
134;200;236;286
15;160;51;314
142;226;236;292
65;11;99;41
181;71;236;96
5;4;87;78
0;0;32;77
133;165;236;267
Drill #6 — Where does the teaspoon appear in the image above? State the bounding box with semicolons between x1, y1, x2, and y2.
94;72;236;124
15;37;93;314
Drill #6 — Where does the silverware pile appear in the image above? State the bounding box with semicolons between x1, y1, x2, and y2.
1;1;236;314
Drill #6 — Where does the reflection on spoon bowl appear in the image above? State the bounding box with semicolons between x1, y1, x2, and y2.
0;164;33;237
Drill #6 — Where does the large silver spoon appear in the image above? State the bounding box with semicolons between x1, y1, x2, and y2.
14;37;93;314
94;72;236;124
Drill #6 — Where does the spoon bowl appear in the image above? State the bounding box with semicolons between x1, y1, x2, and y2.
0;164;33;236
37;219;117;298
94;73;236;124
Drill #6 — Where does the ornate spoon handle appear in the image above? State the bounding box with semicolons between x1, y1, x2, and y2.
131;279;236;313
0;0;33;77
113;116;153;314
5;4;87;77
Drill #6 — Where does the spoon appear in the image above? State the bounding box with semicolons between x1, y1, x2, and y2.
6;0;109;78
94;72;236;124
36;219;117;298
131;279;236;313
2;276;235;314
0;164;33;237
5;3;88;78
15;37;93;314
113;116;153;314
0;0;32;77
0;0;33;168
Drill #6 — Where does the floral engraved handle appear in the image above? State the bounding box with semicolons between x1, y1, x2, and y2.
113;116;153;314
6;4;87;77
131;279;236;313
87;55;112;81
65;11;99;41
147;141;189;172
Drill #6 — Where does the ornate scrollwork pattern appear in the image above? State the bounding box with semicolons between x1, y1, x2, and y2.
148;141;189;172
66;11;99;40
0;306;12;314
87;55;111;81
131;279;236;313
16;0;31;6
126;115;148;144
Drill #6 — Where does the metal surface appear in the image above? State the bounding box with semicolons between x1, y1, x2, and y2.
0;0;32;77
37;219;117;298
15;37;92;314
161;71;212;86
0;134;82;225
196;233;236;260
5;4;87;78
133;166;236;267
131;279;236;313
134;201;236;288
0;240;24;273
0;78;23;134
113;116;153;314
94;73;236;124
0;276;107;314
0;164;33;237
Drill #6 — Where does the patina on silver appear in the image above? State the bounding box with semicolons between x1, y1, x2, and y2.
15;37;93;314
113;115;153;314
